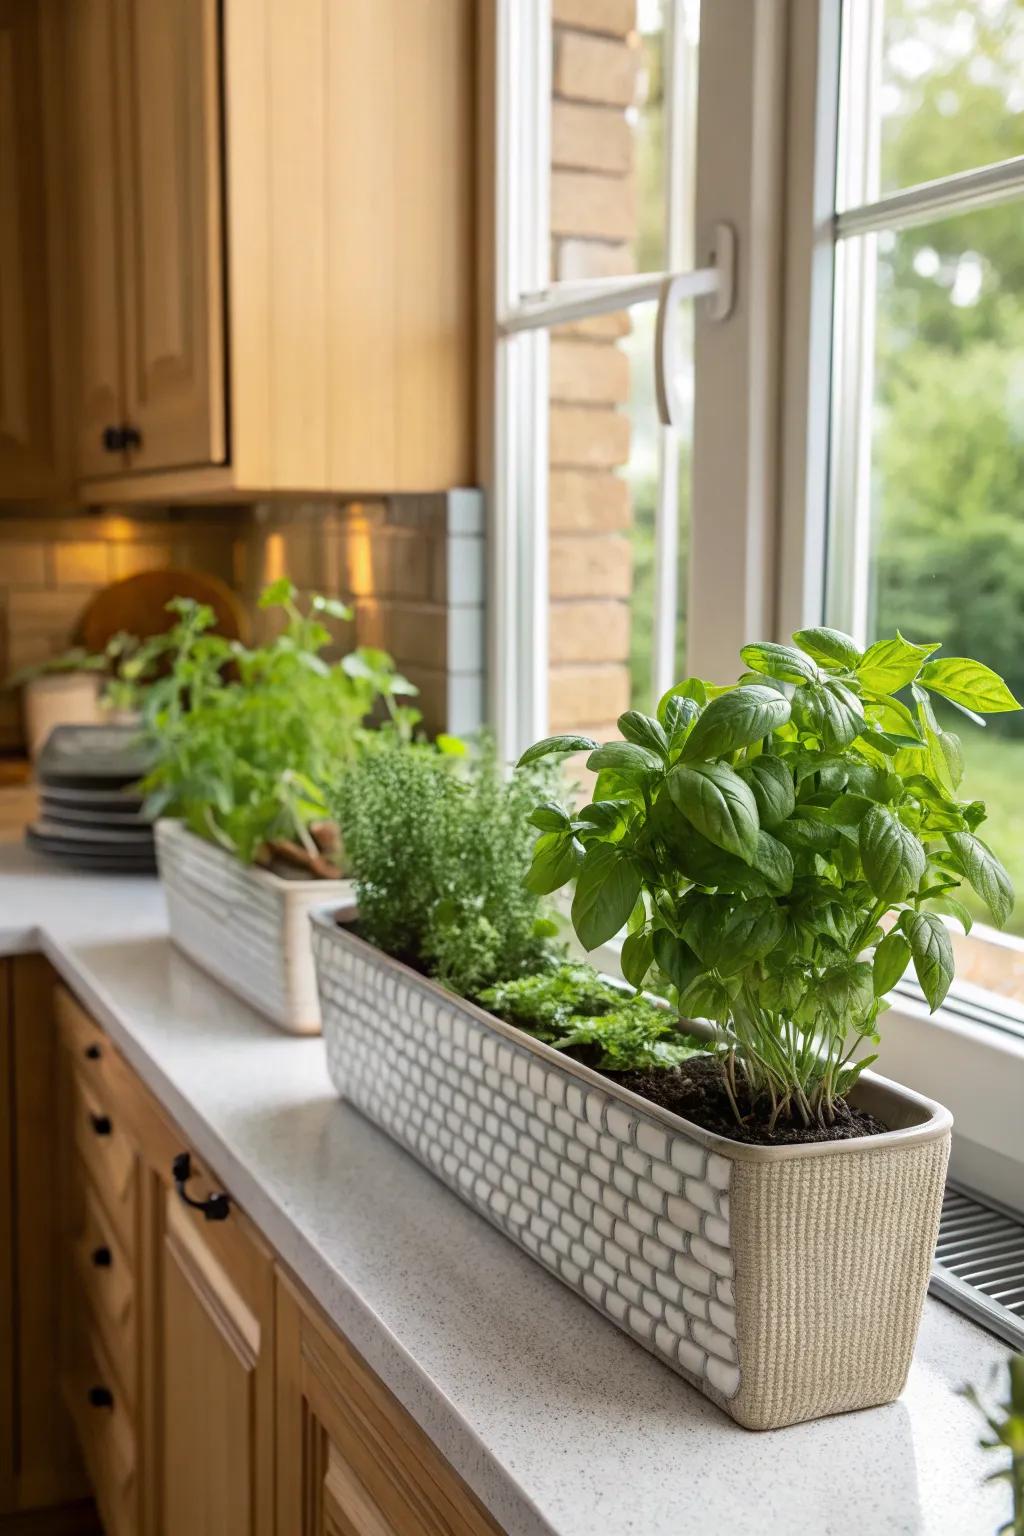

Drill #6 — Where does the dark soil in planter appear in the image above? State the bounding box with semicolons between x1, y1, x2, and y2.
609;1053;887;1146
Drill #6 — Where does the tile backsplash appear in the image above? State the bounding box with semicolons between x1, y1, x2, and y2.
0;494;485;755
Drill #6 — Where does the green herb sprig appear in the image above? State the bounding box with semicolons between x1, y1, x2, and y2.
142;578;418;870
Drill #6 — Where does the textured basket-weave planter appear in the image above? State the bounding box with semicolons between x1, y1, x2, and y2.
312;909;952;1429
156;820;351;1034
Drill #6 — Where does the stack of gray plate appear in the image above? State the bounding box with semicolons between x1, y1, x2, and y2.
26;724;157;874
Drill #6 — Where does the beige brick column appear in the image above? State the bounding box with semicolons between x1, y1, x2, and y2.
548;0;638;744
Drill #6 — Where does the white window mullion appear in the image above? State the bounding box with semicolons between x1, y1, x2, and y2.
651;0;697;704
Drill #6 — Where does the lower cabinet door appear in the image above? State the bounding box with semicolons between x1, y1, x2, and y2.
157;1172;274;1536
276;1274;502;1536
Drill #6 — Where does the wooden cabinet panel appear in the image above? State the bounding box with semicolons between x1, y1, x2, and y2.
157;1182;274;1536
276;1274;501;1536
66;0;124;481
1;958;89;1518
118;0;226;473
0;0;68;497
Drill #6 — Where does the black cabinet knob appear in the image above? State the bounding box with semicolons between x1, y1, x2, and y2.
102;425;126;452
84;1043;102;1061
91;1245;112;1268
89;1113;112;1137
87;1386;113;1409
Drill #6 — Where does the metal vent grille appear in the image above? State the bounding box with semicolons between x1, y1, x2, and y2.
930;1180;1024;1350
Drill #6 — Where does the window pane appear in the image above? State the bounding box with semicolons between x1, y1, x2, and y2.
839;0;1024;209
830;198;1024;1000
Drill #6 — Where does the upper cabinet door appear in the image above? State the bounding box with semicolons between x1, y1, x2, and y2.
0;0;68;497
117;0;226;474
67;0;125;481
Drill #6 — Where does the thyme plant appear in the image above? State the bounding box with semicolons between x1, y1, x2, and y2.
520;631;1019;1131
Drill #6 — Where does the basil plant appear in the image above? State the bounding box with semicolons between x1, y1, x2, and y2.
519;631;1019;1130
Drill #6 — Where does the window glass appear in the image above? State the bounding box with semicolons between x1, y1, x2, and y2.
879;0;1024;193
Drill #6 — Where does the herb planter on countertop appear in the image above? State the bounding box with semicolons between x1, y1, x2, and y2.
157;820;352;1034
312;908;951;1431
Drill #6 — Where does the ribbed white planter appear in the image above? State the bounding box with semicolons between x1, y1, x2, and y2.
156;820;352;1034
312;909;953;1429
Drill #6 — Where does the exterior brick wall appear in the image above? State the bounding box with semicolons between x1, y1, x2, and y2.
0;495;484;755
548;1;638;745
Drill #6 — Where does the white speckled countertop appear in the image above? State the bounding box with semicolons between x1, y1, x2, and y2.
0;834;1013;1536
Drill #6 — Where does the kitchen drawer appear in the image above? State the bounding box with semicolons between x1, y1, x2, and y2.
71;1176;136;1407
70;1068;137;1260
57;983;127;1108
62;1323;137;1536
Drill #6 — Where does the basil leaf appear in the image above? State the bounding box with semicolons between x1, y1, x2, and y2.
678;973;734;1025
945;831;1015;928
792;626;862;669
773;815;838;852
791;681;865;749
856;633;939;693
919;657;1021;714
576;799;631;836
617;710;669;757
740;641;819;684
652;929;703;995
900;910;954;1013
517;733;599;767
657;679;707;724
680;686;791;762
528;802;570;832
571;845;644;950
872;930;911;996
661;694;700;752
859;805;926;903
819;961;875;1026
525;830;584;895
586;741;664;781
738;754;795;828
716;898;785;974
621;929;655;990
750;830;794;894
666;761;760;863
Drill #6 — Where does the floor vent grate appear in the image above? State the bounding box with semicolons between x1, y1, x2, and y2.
930;1180;1024;1350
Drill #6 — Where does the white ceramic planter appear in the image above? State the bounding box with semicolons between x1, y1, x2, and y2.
312;908;952;1429
156;820;352;1034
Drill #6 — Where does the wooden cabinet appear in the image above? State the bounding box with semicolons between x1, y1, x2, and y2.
60;0;475;501
0;0;70;498
156;1160;274;1536
0;957;94;1527
276;1275;500;1536
5;971;501;1534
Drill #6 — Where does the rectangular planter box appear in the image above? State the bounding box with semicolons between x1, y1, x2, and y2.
312;909;952;1429
156;820;352;1034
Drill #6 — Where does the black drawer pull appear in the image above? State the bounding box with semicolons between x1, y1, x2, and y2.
102;425;126;452
172;1152;230;1222
91;1245;112;1268
84;1043;102;1061
88;1386;113;1409
89;1113;111;1137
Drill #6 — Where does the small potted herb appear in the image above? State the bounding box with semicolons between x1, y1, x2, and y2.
311;631;1018;1428
146;578;417;1033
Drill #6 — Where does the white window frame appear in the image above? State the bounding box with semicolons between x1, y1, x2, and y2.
778;0;1024;1206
